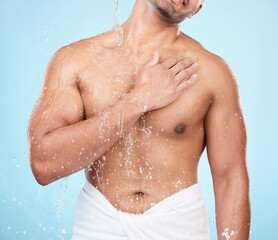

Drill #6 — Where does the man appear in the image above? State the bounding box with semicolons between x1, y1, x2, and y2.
27;0;251;239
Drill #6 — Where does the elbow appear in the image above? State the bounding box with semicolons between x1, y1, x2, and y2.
213;169;250;188
29;142;52;186
30;157;50;186
30;161;49;186
32;170;49;186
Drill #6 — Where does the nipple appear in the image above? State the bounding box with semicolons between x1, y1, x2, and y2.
174;123;186;134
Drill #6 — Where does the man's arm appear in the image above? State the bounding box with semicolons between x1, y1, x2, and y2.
204;55;250;239
27;44;144;186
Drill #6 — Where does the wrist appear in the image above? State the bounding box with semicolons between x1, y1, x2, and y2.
126;90;148;115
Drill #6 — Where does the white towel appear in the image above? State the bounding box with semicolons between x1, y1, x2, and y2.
72;177;210;240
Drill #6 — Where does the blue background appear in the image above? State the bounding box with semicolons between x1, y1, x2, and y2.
1;0;277;239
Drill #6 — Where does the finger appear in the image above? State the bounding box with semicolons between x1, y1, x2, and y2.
161;55;186;69
174;62;199;84
176;74;198;92
169;57;198;76
161;55;198;69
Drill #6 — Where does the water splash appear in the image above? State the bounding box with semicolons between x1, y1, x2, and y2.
55;177;69;222
54;177;69;240
36;186;42;203
221;228;237;239
114;0;120;26
113;0;124;47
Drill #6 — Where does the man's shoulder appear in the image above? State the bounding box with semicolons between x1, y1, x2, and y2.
199;49;239;103
54;29;117;63
54;36;97;60
200;50;233;83
179;33;238;97
179;32;229;73
67;28;119;50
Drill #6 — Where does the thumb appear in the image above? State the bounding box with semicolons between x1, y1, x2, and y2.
145;52;159;67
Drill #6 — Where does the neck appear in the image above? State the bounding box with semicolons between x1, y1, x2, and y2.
118;0;181;53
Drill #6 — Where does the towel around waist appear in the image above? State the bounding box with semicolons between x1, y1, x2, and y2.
82;177;205;216
72;177;210;240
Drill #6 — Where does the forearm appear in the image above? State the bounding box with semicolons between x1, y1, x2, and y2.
33;91;144;185
213;176;251;240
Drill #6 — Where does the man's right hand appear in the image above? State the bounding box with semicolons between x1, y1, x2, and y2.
132;52;199;112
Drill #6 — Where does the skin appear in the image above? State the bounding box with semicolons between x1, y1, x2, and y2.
27;0;250;239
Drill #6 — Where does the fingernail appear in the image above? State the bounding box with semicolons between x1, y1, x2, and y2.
192;74;197;79
193;63;199;69
191;56;197;61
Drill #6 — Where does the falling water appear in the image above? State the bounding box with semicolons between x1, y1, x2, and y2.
114;0;124;47
114;0;120;26
55;177;68;222
55;176;69;240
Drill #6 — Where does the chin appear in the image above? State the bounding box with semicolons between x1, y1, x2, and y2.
148;0;189;24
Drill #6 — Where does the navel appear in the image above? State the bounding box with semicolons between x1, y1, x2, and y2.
174;123;186;134
134;191;147;197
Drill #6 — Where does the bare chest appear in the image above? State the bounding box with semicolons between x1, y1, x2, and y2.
78;55;212;138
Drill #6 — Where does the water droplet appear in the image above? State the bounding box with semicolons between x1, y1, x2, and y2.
59;227;66;234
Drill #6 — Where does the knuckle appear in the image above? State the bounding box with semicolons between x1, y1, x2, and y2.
188;67;195;73
187;56;196;62
168;57;176;64
178;83;185;91
159;64;168;71
183;69;189;75
156;64;164;71
167;71;174;78
185;59;191;65
180;61;186;68
183;81;190;88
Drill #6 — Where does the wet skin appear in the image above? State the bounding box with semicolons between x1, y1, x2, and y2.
28;26;247;215
27;1;250;238
76;30;213;214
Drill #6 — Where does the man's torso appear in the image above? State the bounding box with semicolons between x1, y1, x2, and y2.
69;30;214;214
